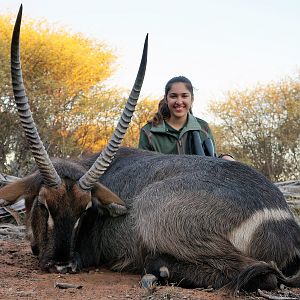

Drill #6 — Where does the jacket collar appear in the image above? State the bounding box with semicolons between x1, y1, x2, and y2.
150;113;201;137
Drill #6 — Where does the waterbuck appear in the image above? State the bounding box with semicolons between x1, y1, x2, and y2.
1;5;300;294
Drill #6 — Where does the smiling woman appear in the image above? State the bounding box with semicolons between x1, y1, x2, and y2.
138;76;234;160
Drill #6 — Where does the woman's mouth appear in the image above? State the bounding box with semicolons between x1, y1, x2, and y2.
174;105;185;112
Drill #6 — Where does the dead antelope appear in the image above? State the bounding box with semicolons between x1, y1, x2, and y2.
1;5;300;295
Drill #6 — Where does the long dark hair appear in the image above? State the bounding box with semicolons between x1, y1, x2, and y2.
151;76;194;125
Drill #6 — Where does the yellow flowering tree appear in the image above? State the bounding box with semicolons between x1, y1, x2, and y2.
0;14;116;174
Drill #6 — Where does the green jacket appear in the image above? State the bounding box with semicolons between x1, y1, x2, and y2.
138;113;216;155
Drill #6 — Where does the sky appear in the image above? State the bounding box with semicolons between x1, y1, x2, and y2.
2;0;300;119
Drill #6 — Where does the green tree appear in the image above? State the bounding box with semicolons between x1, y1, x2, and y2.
209;78;300;181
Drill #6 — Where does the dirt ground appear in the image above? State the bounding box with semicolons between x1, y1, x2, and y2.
1;235;300;300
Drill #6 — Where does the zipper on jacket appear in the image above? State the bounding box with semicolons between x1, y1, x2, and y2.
178;139;184;155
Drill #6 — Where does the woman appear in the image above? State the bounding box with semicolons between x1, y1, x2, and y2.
138;76;234;160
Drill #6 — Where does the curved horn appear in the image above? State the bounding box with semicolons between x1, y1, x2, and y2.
79;34;148;191
11;5;61;187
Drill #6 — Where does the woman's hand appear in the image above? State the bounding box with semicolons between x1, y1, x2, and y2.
218;154;235;161
221;155;235;161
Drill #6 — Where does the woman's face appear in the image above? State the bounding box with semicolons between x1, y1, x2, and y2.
166;82;193;119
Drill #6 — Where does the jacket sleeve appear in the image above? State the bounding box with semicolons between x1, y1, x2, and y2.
138;128;154;151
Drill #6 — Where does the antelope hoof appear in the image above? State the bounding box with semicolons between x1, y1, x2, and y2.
141;274;158;289
159;266;170;279
55;262;78;274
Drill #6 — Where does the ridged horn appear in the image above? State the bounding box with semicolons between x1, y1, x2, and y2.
79;34;148;191
11;5;61;187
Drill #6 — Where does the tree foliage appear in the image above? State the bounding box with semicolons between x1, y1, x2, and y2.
0;14;116;175
0;13;159;177
70;90;159;152
209;78;300;181
5;13;298;184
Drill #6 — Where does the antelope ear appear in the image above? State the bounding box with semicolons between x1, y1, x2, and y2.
0;173;40;215
0;174;33;205
92;183;127;217
92;182;125;206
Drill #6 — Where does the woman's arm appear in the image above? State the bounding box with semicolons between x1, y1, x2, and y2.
138;128;154;151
